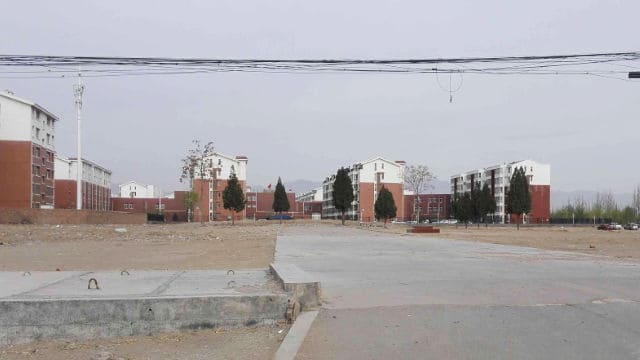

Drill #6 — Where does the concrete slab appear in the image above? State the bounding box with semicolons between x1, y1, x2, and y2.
275;225;640;359
270;263;321;309
0;269;288;346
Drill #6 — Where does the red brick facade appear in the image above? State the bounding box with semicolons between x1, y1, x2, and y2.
0;140;55;209
111;191;190;222
54;179;111;211
246;191;297;219
193;178;248;222
508;184;551;224
403;194;451;222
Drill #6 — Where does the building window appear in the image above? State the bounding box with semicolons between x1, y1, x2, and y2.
381;163;384;169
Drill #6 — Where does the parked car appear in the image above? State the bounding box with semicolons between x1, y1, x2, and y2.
268;214;292;220
624;223;639;230
598;223;623;230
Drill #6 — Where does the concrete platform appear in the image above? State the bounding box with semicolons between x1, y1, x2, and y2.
0;270;288;346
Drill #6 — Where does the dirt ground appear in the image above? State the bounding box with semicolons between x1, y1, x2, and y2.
0;222;278;271
385;224;640;260
0;324;289;360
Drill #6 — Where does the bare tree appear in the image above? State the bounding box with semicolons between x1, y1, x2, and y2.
404;165;434;223
180;140;215;224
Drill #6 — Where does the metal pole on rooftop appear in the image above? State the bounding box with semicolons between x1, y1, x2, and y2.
73;69;85;210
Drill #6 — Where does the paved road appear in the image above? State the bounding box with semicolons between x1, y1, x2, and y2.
274;226;640;359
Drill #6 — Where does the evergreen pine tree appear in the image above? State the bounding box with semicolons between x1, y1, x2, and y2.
222;172;245;225
374;186;397;227
272;178;290;222
480;183;497;225
332;168;355;225
470;182;483;227
506;167;531;229
452;192;472;228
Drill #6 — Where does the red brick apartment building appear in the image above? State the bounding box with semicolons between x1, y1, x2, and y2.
0;91;58;209
322;157;405;222
54;157;112;211
190;153;248;222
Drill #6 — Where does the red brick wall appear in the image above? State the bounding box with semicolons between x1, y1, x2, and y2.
382;183;404;221
403;194;451;222
508;184;551;224
246;191;296;219
54;179;76;209
193;178;248;222
0;141;32;209
31;143;55;208
111;191;189;222
54;179;110;211
0;208;146;225
359;183;375;222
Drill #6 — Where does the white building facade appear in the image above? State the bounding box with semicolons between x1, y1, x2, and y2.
118;181;156;198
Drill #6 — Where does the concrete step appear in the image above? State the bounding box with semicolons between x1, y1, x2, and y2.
0;270;288;346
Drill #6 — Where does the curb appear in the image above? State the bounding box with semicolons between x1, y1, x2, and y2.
274;310;319;360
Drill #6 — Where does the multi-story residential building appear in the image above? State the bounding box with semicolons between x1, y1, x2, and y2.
322;157;405;222
403;193;451;222
0;90;58;209
192;152;248;222
450;159;551;224
118;181;157;198
54;157;112;211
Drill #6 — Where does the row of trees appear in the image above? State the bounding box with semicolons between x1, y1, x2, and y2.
551;186;640;224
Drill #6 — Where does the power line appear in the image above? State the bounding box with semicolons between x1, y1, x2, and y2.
0;51;638;78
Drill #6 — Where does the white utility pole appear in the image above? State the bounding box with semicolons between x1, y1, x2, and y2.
73;70;85;210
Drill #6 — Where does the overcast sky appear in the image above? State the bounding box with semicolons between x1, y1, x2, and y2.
1;0;638;193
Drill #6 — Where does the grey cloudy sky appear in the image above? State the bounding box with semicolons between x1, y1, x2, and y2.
1;0;638;193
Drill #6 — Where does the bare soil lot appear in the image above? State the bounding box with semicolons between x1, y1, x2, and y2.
0;324;288;360
0;222;278;271
395;224;640;260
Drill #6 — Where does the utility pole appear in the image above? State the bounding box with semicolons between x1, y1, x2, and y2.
74;70;85;210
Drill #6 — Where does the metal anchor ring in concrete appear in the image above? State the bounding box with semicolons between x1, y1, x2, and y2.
22;271;31;276
121;270;130;276
227;280;236;288
88;278;100;290
227;270;235;275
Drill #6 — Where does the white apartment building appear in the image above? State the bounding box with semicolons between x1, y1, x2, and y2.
296;186;324;202
322;156;406;221
0;90;59;208
118;181;157;198
450;159;551;223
